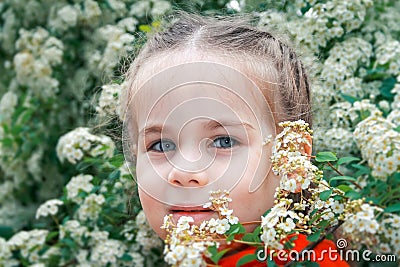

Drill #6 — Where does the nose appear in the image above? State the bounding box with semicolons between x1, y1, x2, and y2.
167;167;209;187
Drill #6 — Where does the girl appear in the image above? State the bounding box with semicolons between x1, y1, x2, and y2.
121;12;349;266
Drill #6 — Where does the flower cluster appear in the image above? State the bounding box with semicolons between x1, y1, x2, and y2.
77;193;106;221
271;120;319;193
56;127;115;164
96;82;126;117
261;120;399;259
13;27;63;99
35;199;63;219
66;174;94;203
354;115;400;179
341;202;400;256
162;190;239;267
135;210;164;252
7;230;49;264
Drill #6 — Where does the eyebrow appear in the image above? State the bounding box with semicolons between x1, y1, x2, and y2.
139;120;255;137
139;125;163;137
203;120;256;131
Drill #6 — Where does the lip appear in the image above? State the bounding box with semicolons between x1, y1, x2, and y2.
168;206;216;224
169;206;211;212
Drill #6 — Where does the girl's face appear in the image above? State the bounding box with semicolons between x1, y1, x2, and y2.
127;54;281;239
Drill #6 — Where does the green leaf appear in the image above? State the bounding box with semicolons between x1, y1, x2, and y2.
394;125;400;133
340;93;359;104
226;223;246;235
319;189;332;201
236;253;257;267
267;257;279;267
18;109;34;125
211;248;230;264
384;203;400;213
315;152;338;162
380;77;396;99
337;156;360;165
139;24;152;32
227;234;235;242
326;233;334;240
351;163;371;176
1;137;13;147
46;231;59;242
252;225;262;236
109;170;120;181
344;190;362;199
308;211;324;226
61;238;77;249
262;209;272;217
242;233;254;242
337;185;352;193
329;176;356;184
307;230;321;242
332;195;343;201
120;253;133;262
0;225;14;239
317;220;329;229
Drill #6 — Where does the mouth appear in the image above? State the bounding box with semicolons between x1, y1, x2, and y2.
169;206;212;212
168;206;216;223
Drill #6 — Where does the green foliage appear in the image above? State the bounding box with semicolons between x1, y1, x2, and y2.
0;0;399;266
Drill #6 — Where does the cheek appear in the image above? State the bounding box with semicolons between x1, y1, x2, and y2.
138;188;167;239
228;147;279;224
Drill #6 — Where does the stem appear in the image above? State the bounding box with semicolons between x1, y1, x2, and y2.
326;162;363;190
231;239;263;246
283;220;345;267
326;161;344;176
241;221;261;225
308;156;363;190
51;215;59;227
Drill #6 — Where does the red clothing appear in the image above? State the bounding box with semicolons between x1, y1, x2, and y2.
218;234;349;267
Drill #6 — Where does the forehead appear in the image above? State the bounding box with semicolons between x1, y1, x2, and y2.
125;49;277;136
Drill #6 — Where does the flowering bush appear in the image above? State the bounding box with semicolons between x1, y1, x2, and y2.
0;0;399;266
161;121;400;266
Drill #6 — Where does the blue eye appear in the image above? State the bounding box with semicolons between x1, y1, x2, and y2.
150;140;176;152
212;136;239;148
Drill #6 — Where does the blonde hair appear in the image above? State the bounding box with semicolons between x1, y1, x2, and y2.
122;11;312;137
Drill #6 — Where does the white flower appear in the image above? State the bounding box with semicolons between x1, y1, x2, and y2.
227;215;239;224
331;201;344;214
261;228;276;243
173;245;186;261
261;214;279;228
215;219;230;234
58;5;79;27
35;199;63;219
219;207;233;216
278;218;296;232
202;202;212;209
56;127;115;164
284;179;297;193
77;193;105;221
66;174;94;203
181;257;203;267
176;216;194;233
365;220;379;234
